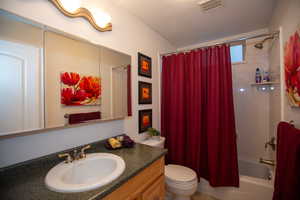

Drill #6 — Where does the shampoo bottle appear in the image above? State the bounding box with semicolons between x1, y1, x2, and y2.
255;68;262;83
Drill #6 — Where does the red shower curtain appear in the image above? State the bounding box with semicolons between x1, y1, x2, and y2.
161;45;239;187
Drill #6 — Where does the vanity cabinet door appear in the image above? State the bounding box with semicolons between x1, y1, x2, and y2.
124;192;142;200
103;158;164;200
126;195;142;200
142;175;165;200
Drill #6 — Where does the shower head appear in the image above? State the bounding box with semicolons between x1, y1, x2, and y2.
254;42;264;49
254;32;278;49
254;36;274;49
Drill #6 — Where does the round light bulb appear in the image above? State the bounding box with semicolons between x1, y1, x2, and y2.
60;0;81;13
89;8;112;28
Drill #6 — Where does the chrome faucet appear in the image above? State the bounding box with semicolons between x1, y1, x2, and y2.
58;145;92;163
265;136;276;151
72;149;81;161
58;153;73;163
79;145;91;159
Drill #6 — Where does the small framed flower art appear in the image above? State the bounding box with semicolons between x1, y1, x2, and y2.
60;72;101;106
139;109;152;133
138;81;152;104
138;52;152;78
284;29;300;107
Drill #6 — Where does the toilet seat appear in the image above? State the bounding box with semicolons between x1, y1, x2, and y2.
166;180;198;190
165;164;198;189
165;165;197;181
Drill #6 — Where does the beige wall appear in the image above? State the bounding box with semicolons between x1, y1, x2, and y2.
269;0;300;127
0;12;43;48
0;0;175;167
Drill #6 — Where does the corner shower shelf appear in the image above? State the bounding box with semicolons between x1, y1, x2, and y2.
250;82;280;86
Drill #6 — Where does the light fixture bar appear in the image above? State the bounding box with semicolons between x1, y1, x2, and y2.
50;0;112;32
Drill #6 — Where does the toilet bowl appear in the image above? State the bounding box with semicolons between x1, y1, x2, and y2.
140;137;198;200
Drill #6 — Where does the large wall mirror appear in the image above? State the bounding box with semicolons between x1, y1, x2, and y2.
0;10;131;138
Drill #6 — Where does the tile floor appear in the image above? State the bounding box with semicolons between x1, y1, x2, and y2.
192;192;220;200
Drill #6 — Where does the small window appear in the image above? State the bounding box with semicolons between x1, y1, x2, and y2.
230;42;245;63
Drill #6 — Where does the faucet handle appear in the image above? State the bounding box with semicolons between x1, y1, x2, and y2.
72;149;81;161
58;153;73;163
80;145;91;159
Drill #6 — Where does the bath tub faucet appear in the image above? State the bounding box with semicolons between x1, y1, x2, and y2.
259;158;275;166
265;137;276;151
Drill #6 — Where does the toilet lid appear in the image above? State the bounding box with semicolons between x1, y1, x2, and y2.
165;164;197;182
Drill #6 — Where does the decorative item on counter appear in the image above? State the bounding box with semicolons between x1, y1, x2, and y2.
116;136;124;142
105;135;135;150
107;138;122;149
121;135;135;148
255;68;262;83
147;128;161;140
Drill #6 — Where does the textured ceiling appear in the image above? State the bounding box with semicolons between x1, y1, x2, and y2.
110;0;277;48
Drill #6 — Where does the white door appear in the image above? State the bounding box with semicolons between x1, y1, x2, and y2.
0;40;43;134
112;67;127;118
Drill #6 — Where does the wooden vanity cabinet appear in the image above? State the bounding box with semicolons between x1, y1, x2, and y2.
103;157;165;200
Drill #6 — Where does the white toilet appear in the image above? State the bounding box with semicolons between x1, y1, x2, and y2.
140;137;198;200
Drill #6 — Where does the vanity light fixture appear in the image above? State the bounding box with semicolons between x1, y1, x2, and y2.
50;0;112;32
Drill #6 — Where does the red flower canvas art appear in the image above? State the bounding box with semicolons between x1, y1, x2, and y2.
60;72;101;106
285;30;300;107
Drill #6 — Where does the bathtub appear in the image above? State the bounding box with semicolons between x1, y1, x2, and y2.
198;160;274;200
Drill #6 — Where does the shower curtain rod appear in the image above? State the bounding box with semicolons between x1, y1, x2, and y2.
160;30;280;56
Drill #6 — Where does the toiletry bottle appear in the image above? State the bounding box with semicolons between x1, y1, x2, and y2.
263;71;270;82
255;68;262;83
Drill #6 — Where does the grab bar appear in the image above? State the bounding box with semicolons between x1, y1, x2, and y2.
259;158;275;166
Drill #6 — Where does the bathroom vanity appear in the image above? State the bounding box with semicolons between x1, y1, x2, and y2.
0;142;167;200
103;157;165;200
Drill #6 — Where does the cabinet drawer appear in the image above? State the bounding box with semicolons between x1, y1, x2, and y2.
142;175;165;200
103;157;165;200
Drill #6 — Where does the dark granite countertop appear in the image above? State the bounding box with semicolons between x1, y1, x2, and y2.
0;140;167;200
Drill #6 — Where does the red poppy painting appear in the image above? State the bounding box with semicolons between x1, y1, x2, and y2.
61;72;101;106
285;30;300;107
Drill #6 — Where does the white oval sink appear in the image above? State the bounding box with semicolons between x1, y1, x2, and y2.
45;153;125;193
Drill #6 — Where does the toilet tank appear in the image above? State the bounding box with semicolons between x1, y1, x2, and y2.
140;137;165;148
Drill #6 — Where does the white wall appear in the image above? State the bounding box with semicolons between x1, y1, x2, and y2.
269;0;300;127
0;0;175;168
232;37;272;162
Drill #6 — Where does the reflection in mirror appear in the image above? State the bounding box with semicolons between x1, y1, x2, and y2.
0;10;131;137
44;31;101;128
0;12;44;134
100;47;131;119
